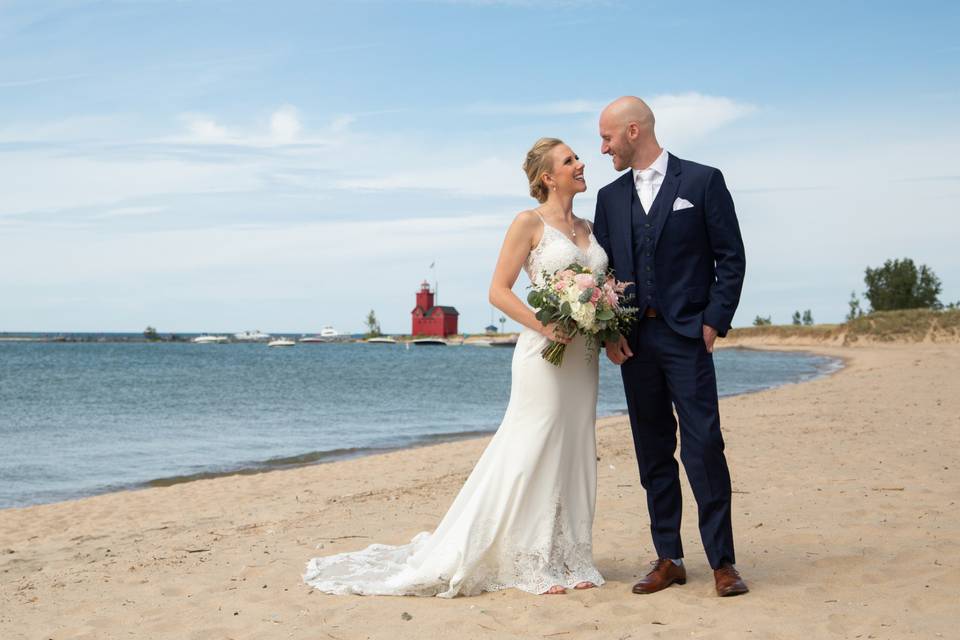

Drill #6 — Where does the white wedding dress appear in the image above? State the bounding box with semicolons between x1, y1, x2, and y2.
303;218;609;597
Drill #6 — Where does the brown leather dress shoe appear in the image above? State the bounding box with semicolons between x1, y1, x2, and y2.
714;563;749;597
632;559;687;594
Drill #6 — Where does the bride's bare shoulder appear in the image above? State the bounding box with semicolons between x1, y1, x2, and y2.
510;209;543;233
505;209;543;244
514;208;542;224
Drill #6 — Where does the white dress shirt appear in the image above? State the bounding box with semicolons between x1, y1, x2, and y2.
633;148;669;214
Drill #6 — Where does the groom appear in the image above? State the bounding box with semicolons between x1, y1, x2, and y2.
593;96;748;597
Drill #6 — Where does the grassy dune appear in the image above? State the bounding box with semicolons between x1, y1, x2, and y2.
727;309;960;345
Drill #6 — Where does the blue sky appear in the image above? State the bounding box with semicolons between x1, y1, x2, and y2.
1;0;958;333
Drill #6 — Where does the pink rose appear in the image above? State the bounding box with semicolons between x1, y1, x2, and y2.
590;287;602;304
574;273;594;290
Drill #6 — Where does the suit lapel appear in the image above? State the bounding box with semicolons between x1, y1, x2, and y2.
652;153;682;248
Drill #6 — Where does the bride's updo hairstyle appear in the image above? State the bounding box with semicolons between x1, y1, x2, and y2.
523;137;564;203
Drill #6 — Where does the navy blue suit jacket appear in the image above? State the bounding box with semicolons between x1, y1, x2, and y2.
593;153;746;339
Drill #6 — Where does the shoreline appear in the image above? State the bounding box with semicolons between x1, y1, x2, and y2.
0;347;843;512
2;342;957;638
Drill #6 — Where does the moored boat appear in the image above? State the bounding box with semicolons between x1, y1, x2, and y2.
411;338;447;346
300;326;343;343
234;330;272;341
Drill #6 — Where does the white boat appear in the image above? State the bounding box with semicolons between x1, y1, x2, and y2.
267;337;296;347
411;337;447;346
320;326;339;338
299;326;343;343
233;330;272;341
365;337;397;344
192;335;228;344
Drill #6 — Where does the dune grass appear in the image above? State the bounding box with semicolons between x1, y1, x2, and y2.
728;309;960;344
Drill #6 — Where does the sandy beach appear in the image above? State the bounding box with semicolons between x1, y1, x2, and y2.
2;342;958;639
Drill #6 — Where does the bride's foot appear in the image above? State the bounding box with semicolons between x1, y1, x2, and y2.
573;581;596;590
543;585;567;595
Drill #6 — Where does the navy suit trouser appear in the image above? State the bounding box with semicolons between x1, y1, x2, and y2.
621;315;735;569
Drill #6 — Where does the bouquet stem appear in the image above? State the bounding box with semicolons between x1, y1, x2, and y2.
541;341;567;367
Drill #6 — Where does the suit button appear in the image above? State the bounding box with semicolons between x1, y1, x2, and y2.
645;266;651;272
646;252;652;257
646;279;653;285
644;223;651;229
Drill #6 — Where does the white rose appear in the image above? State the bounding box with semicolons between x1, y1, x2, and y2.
571;301;596;331
563;288;581;306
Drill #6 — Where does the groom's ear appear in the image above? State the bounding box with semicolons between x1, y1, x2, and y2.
626;122;640;140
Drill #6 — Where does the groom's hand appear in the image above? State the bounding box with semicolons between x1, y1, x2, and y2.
605;334;633;365
703;324;719;353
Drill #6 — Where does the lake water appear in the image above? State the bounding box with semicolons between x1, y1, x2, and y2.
0;340;840;509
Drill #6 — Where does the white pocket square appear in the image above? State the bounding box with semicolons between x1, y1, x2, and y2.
673;197;694;211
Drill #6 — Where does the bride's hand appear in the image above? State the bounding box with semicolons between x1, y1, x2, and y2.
540;322;572;344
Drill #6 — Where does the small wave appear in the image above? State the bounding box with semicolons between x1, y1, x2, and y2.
145;428;498;488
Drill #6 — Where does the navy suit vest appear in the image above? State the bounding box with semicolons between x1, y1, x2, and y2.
630;187;661;314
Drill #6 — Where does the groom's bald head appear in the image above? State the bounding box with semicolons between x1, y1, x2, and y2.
599;96;660;172
600;96;656;134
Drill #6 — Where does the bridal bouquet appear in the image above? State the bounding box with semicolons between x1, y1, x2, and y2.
527;263;637;366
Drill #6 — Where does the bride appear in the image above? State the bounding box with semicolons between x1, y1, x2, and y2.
303;138;610;597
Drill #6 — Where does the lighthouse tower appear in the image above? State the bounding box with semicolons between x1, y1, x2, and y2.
411;281;459;337
415;280;434;312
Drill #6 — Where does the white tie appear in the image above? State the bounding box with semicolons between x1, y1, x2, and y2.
637;169;657;214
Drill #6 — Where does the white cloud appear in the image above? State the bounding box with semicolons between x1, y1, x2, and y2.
329;114;356;133
181;114;230;142
172;104;315;148
269;104;302;143
464;93;756;143
648;92;757;143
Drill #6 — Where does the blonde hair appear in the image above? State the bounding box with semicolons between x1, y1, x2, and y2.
523;137;564;203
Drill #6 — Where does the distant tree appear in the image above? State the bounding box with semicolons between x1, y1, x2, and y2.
947;301;960;311
791;311;802;326
864;258;942;311
143;326;159;341
753;315;772;326
846;291;865;321
365;309;382;338
802;309;814;326
499;315;507;333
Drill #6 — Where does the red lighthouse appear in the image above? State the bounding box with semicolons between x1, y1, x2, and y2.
411;281;459;337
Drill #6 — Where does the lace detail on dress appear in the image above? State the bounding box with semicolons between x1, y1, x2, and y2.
455;497;604;596
524;221;609;287
303;498;604;598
